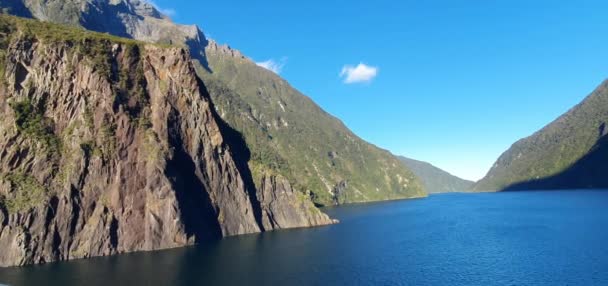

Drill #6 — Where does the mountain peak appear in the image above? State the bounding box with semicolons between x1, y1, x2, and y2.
107;0;168;19
206;39;247;60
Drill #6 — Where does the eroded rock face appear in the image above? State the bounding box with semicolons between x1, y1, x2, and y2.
2;0;428;207
258;175;336;231
0;33;264;266
0;12;337;268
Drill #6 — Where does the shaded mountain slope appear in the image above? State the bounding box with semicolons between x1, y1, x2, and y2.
473;81;608;192
501;134;608;191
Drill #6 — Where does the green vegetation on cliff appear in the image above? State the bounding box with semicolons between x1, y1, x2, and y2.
200;53;425;205
0;15;164;213
0;13;305;267
0;172;47;214
0;14;140;45
10;98;61;152
1;2;428;206
0;15;154;158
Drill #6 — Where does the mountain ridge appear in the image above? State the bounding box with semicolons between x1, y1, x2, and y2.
473;80;608;192
1;0;427;205
399;156;474;194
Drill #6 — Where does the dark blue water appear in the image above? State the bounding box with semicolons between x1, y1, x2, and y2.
2;191;608;286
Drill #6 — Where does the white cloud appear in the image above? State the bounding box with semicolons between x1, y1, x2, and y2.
145;0;176;17
256;58;287;74
340;63;379;84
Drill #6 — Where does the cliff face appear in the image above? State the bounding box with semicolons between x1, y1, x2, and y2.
258;174;337;230
1;0;427;207
0;16;333;267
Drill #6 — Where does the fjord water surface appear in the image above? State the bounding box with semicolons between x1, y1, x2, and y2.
2;191;608;286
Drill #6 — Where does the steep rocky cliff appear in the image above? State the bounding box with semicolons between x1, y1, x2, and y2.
258;174;334;230
2;0;427;207
0;15;333;267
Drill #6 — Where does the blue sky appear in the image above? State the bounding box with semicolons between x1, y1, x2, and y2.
152;0;608;181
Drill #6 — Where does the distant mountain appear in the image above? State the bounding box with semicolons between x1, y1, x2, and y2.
0;0;426;206
399;157;473;193
473;81;608;191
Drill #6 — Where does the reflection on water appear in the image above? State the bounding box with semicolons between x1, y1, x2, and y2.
0;223;339;286
1;191;608;286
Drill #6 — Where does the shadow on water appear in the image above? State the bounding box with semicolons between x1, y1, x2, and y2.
0;245;196;286
0;228;331;286
4;192;608;286
502;131;608;191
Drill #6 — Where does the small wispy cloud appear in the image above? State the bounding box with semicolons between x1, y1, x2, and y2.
256;57;287;74
145;0;176;17
340;63;379;84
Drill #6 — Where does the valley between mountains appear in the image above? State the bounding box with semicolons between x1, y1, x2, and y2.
0;0;606;268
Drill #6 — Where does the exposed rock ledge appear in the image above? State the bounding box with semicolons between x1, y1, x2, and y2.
259;175;339;230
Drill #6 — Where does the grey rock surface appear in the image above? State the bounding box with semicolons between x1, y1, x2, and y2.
0;29;261;266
